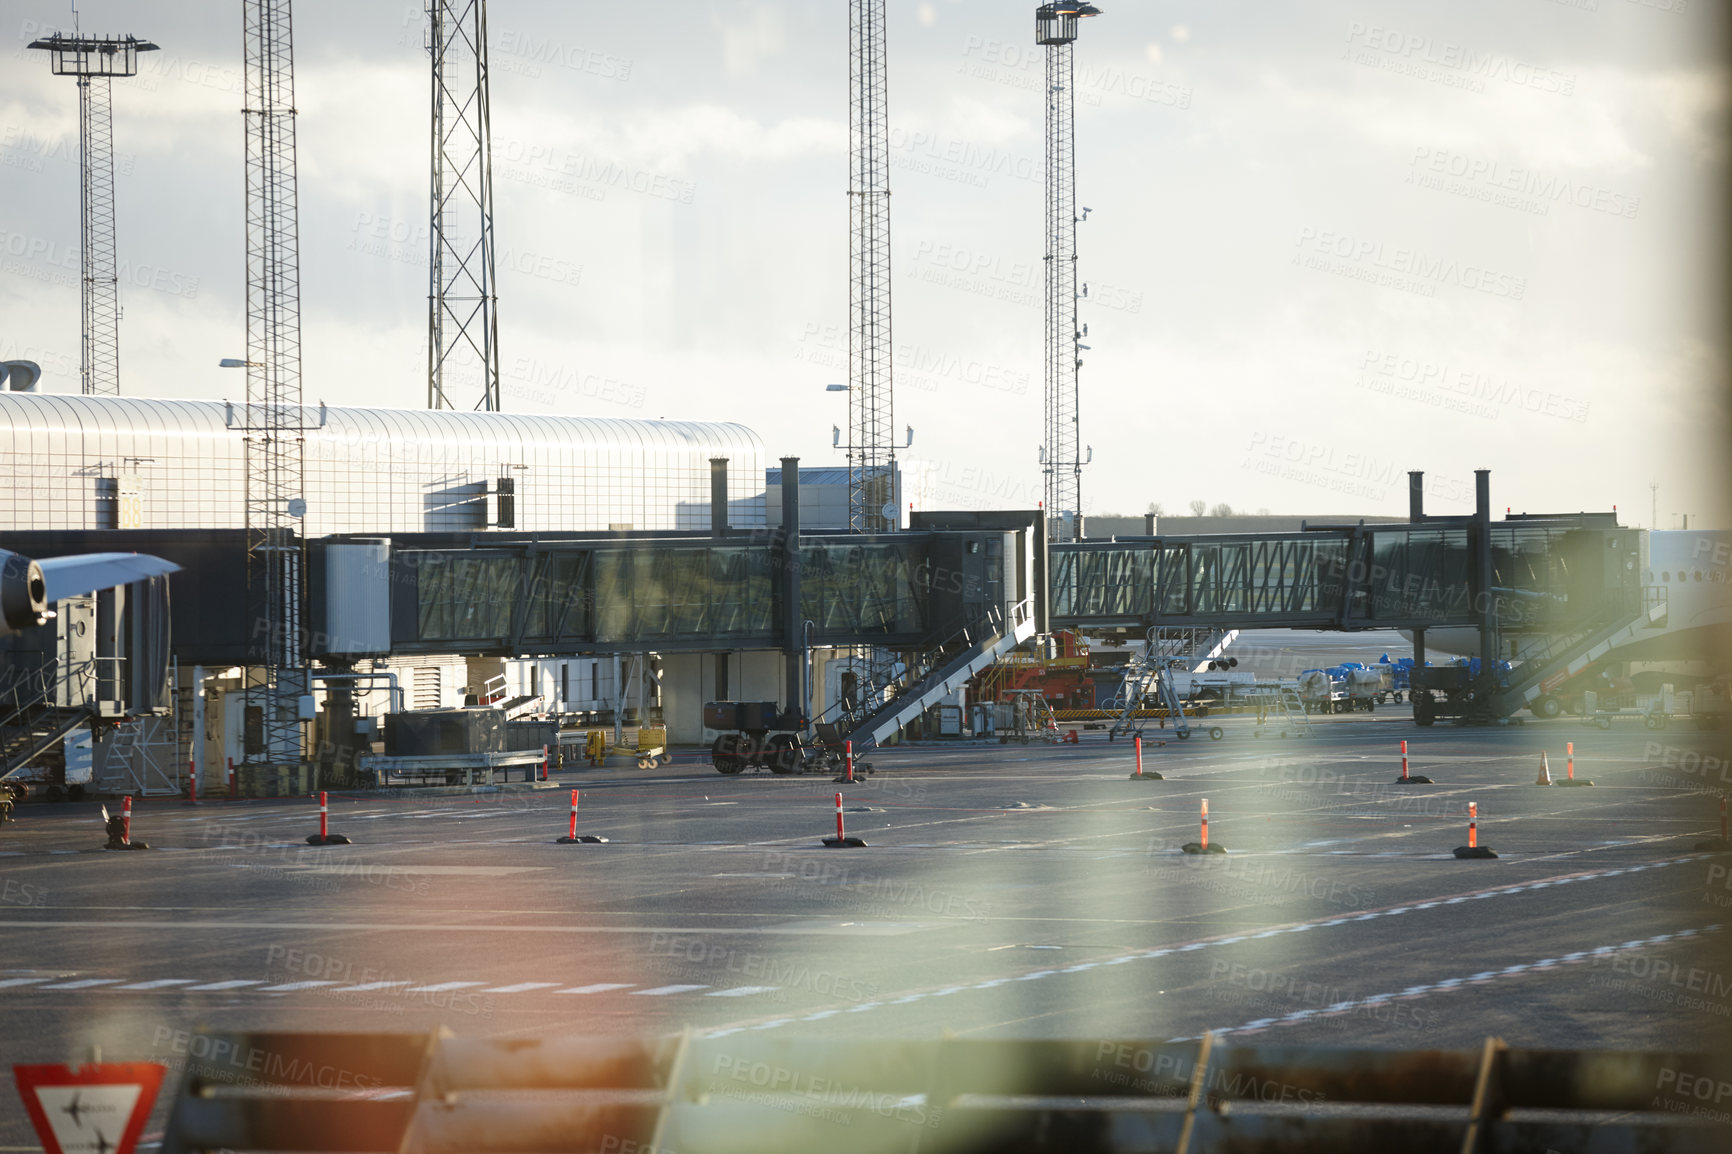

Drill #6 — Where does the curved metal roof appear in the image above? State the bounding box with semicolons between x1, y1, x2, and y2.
0;393;765;457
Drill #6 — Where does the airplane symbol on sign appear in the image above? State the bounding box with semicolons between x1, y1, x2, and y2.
61;1091;88;1127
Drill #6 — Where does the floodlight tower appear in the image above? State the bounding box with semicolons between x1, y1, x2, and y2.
1037;3;1099;542
241;0;309;765
427;0;501;411
847;0;895;532
26;32;158;396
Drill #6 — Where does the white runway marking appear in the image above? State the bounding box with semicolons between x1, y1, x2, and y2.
484;982;562;993
37;978;122;990
260;981;341;991
1177;924;1726;1041
706;858;1693;1038
333;981;412;993
633;984;710;996
407;981;487;992
113;979;197;990
182;980;263;991
707;986;778;997
0;978;51;988
558;983;634;994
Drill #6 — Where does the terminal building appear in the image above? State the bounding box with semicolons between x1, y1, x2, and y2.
3;390;1716;800
0;392;933;793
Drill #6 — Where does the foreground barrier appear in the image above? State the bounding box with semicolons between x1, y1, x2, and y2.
158;1031;1732;1153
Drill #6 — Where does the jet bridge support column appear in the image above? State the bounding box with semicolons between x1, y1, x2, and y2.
1409;470;1426;668
780;457;804;728
710;457;730;539
1475;469;1497;700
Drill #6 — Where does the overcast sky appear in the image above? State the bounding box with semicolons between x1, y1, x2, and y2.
1;1;1725;527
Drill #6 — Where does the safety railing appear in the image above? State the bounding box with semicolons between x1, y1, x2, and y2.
161;1031;1732;1154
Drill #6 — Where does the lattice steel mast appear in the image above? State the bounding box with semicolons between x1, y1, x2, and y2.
427;0;501;411
1037;4;1099;542
242;0;309;765
27;33;158;396
848;0;894;532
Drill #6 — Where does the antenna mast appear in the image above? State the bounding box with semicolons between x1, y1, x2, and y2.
242;0;309;766
848;0;894;532
27;32;159;395
427;0;501;411
1037;3;1100;541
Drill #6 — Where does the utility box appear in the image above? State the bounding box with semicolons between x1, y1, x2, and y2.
937;705;963;737
384;708;506;756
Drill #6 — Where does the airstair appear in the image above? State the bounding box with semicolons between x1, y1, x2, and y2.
1247;681;1314;739
1108;631;1195;741
839;601;1038;753
1490;591;1671;719
0;656;98;784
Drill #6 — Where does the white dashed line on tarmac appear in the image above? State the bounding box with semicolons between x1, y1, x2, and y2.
37;978;122;990
181;980;263;991
704;858;1693;1039
333;981;412;993
484;982;563;993
113;979;197;990
1178;924;1726;1041
406;981;487;993
633;984;710;996
259;981;342;992
557;983;635;994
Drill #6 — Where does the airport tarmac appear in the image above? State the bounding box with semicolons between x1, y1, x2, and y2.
1;711;1729;1143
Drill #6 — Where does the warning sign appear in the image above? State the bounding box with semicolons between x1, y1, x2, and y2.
12;1063;166;1154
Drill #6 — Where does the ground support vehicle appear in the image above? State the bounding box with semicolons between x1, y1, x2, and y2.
617;726;668;770
706;701;806;775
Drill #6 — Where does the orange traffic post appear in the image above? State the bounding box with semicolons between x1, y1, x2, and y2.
1394;738;1433;784
1453;800;1498;858
306;790;351;846
557;788;608;844
103;795;148;851
822;790;867;848
1556;739;1594;787
1129;734;1164;781
1182;796;1224;855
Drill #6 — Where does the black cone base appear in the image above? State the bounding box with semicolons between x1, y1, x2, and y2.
1554;779;1595;787
105;842;150;851
306;834;351;845
1453;846;1498;859
1181;842;1225;855
557;834;608;844
1129;772;1165;781
822;836;867;847
1395;776;1435;785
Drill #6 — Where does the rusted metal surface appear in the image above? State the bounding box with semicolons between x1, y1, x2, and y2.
157;1031;1732;1153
